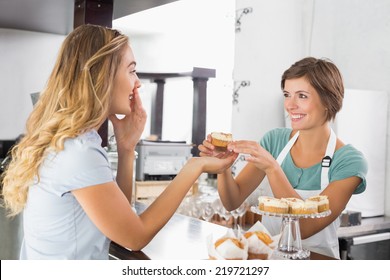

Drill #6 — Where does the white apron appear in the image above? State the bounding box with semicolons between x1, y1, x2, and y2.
261;129;340;259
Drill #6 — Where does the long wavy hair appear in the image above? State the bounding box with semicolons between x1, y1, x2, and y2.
1;24;129;216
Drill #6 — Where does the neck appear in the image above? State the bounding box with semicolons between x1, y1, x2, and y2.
294;124;331;153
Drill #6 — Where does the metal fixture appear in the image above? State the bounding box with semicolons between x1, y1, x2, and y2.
233;80;251;105
235;7;253;32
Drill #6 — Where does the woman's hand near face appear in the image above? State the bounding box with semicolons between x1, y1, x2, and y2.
109;88;147;152
228;140;278;173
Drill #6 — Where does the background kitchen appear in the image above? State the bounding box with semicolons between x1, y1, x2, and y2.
1;0;390;260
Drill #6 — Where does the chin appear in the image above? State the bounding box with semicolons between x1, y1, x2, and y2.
290;123;303;130
110;107;131;116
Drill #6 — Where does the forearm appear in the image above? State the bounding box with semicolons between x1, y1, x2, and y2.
217;168;242;210
115;148;135;203
266;166;299;199
139;158;202;239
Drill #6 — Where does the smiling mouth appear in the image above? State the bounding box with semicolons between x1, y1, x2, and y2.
290;114;305;120
129;95;134;100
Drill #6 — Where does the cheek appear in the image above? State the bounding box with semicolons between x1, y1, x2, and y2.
122;76;136;93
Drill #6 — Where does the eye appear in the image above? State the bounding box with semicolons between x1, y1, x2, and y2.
283;92;290;98
299;93;308;99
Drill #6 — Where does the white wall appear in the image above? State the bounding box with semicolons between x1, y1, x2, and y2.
232;0;313;141
0;28;65;139
113;0;236;143
309;0;390;215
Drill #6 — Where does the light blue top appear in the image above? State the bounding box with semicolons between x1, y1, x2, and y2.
20;130;114;259
260;128;367;194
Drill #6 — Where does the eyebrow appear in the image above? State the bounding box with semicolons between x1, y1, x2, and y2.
283;90;311;95
128;61;136;68
297;90;311;95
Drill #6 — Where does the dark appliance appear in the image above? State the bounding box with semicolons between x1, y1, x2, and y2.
339;230;390;260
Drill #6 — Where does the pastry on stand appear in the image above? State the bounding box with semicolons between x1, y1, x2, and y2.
252;196;331;260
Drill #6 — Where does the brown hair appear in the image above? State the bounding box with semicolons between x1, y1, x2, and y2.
281;57;344;121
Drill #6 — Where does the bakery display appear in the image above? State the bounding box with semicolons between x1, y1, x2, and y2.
250;196;331;260
258;195;330;215
207;223;279;260
210;132;233;150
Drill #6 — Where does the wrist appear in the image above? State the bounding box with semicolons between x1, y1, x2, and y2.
117;147;136;159
186;157;204;174
265;162;280;176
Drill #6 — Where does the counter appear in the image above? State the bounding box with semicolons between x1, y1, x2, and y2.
109;202;334;260
337;215;390;238
337;215;390;259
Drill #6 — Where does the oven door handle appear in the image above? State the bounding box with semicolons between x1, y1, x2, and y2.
352;232;390;245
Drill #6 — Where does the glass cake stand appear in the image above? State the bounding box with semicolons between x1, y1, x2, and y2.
251;207;331;260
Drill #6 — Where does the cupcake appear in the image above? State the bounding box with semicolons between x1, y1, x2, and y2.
243;221;278;260
210;132;233;150
207;229;248;260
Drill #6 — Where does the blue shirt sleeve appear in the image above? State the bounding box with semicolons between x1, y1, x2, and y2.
40;131;114;197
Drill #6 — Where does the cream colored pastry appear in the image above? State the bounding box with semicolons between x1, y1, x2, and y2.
281;197;305;214
301;200;319;214
258;196;274;211
262;197;288;214
210;132;233;149
306;195;329;212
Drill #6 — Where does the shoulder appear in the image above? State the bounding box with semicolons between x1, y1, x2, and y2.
64;130;104;152
260;128;292;157
40;130;113;195
331;144;368;193
56;130;107;163
261;128;291;143
334;144;367;167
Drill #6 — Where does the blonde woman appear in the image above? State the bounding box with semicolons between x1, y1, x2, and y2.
1;24;237;260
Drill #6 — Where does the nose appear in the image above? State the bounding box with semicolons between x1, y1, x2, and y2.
134;74;141;89
285;94;298;110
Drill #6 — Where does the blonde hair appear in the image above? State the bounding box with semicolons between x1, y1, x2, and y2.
1;24;129;216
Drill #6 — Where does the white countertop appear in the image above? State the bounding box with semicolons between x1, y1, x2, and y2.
337;215;390;238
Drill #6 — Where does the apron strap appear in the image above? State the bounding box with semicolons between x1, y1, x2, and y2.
320;128;337;189
276;131;299;165
276;128;337;189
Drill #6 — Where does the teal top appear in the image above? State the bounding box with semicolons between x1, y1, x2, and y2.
260;128;367;194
